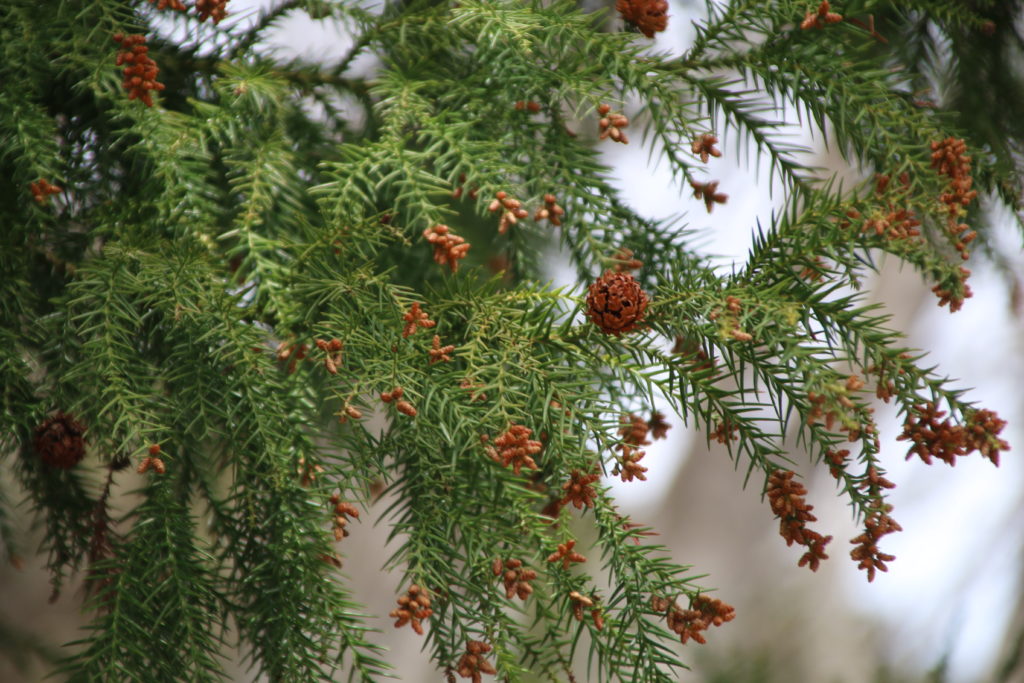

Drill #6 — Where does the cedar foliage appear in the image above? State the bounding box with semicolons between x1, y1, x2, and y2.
1;0;1021;680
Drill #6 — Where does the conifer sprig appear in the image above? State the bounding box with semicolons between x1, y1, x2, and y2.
1;0;1019;680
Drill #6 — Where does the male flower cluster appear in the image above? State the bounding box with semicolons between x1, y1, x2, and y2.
489;424;542;474
113;34;165;107
652;594;735;645
899;402;1008;466
390;584;432;635
423;224;470;272
492;558;537;600
850;505;902;582
766;469;832;571
456;641;496;682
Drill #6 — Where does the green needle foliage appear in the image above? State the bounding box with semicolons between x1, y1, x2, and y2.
0;0;1019;680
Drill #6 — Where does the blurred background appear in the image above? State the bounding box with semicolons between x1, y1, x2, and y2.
2;1;1022;681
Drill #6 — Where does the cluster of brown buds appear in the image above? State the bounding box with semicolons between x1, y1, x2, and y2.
616;0;669;39
965;409;1010;464
275;341;309;374
456;641;496;682
611;247;642;272
195;0;229;23
547;539;587;570
29;179;62;204
864;358;905;401
148;0;185;10
559;469;601;509
451;173;479;200
488;424;542;474
766;470;832;571
825;448;850;479
390;584;432;635
597;104;629;143
931;137;979;261
423;224;470;272
492;558;537;600
648;411;671;440
337;403;362;423
617;449;648;482
709;420;738;444
801;1;842;30
568;591;604;629
874;172;909;197
113;34;165;107
691;133;721;163
806;375;876;442
828;454;900;581
428;335;455;364
806;392;838;430
488;191;529;234
402;302;436;337
855;206;922;241
898;401;967;465
328;493;360;542
931;138;977;215
924;138;978;310
586;271;649;335
613;413;650;482
534;193;565;226
620;413;652;447
711;294;753;342
689;179;728;213
137;443;166;474
33;411;87;469
514;100;542;113
932;266;973;312
946;222;977;262
296;455;323;486
652;594;736;645
899;402;1008;466
857;465;896;495
459;377;488;402
381;386;417;417
314;337;343;374
850;503;902;581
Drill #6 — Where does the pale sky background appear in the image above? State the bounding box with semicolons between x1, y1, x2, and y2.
197;1;1024;680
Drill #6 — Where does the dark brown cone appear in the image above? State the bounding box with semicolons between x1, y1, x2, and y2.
33;412;87;469
586;271;649;335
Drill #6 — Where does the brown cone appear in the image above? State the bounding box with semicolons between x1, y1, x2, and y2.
33;412;87;469
586;271;649;335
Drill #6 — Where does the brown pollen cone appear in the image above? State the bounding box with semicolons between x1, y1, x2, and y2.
34;412;87;469
586;271;649;335
113;34;165;107
195;0;229;23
